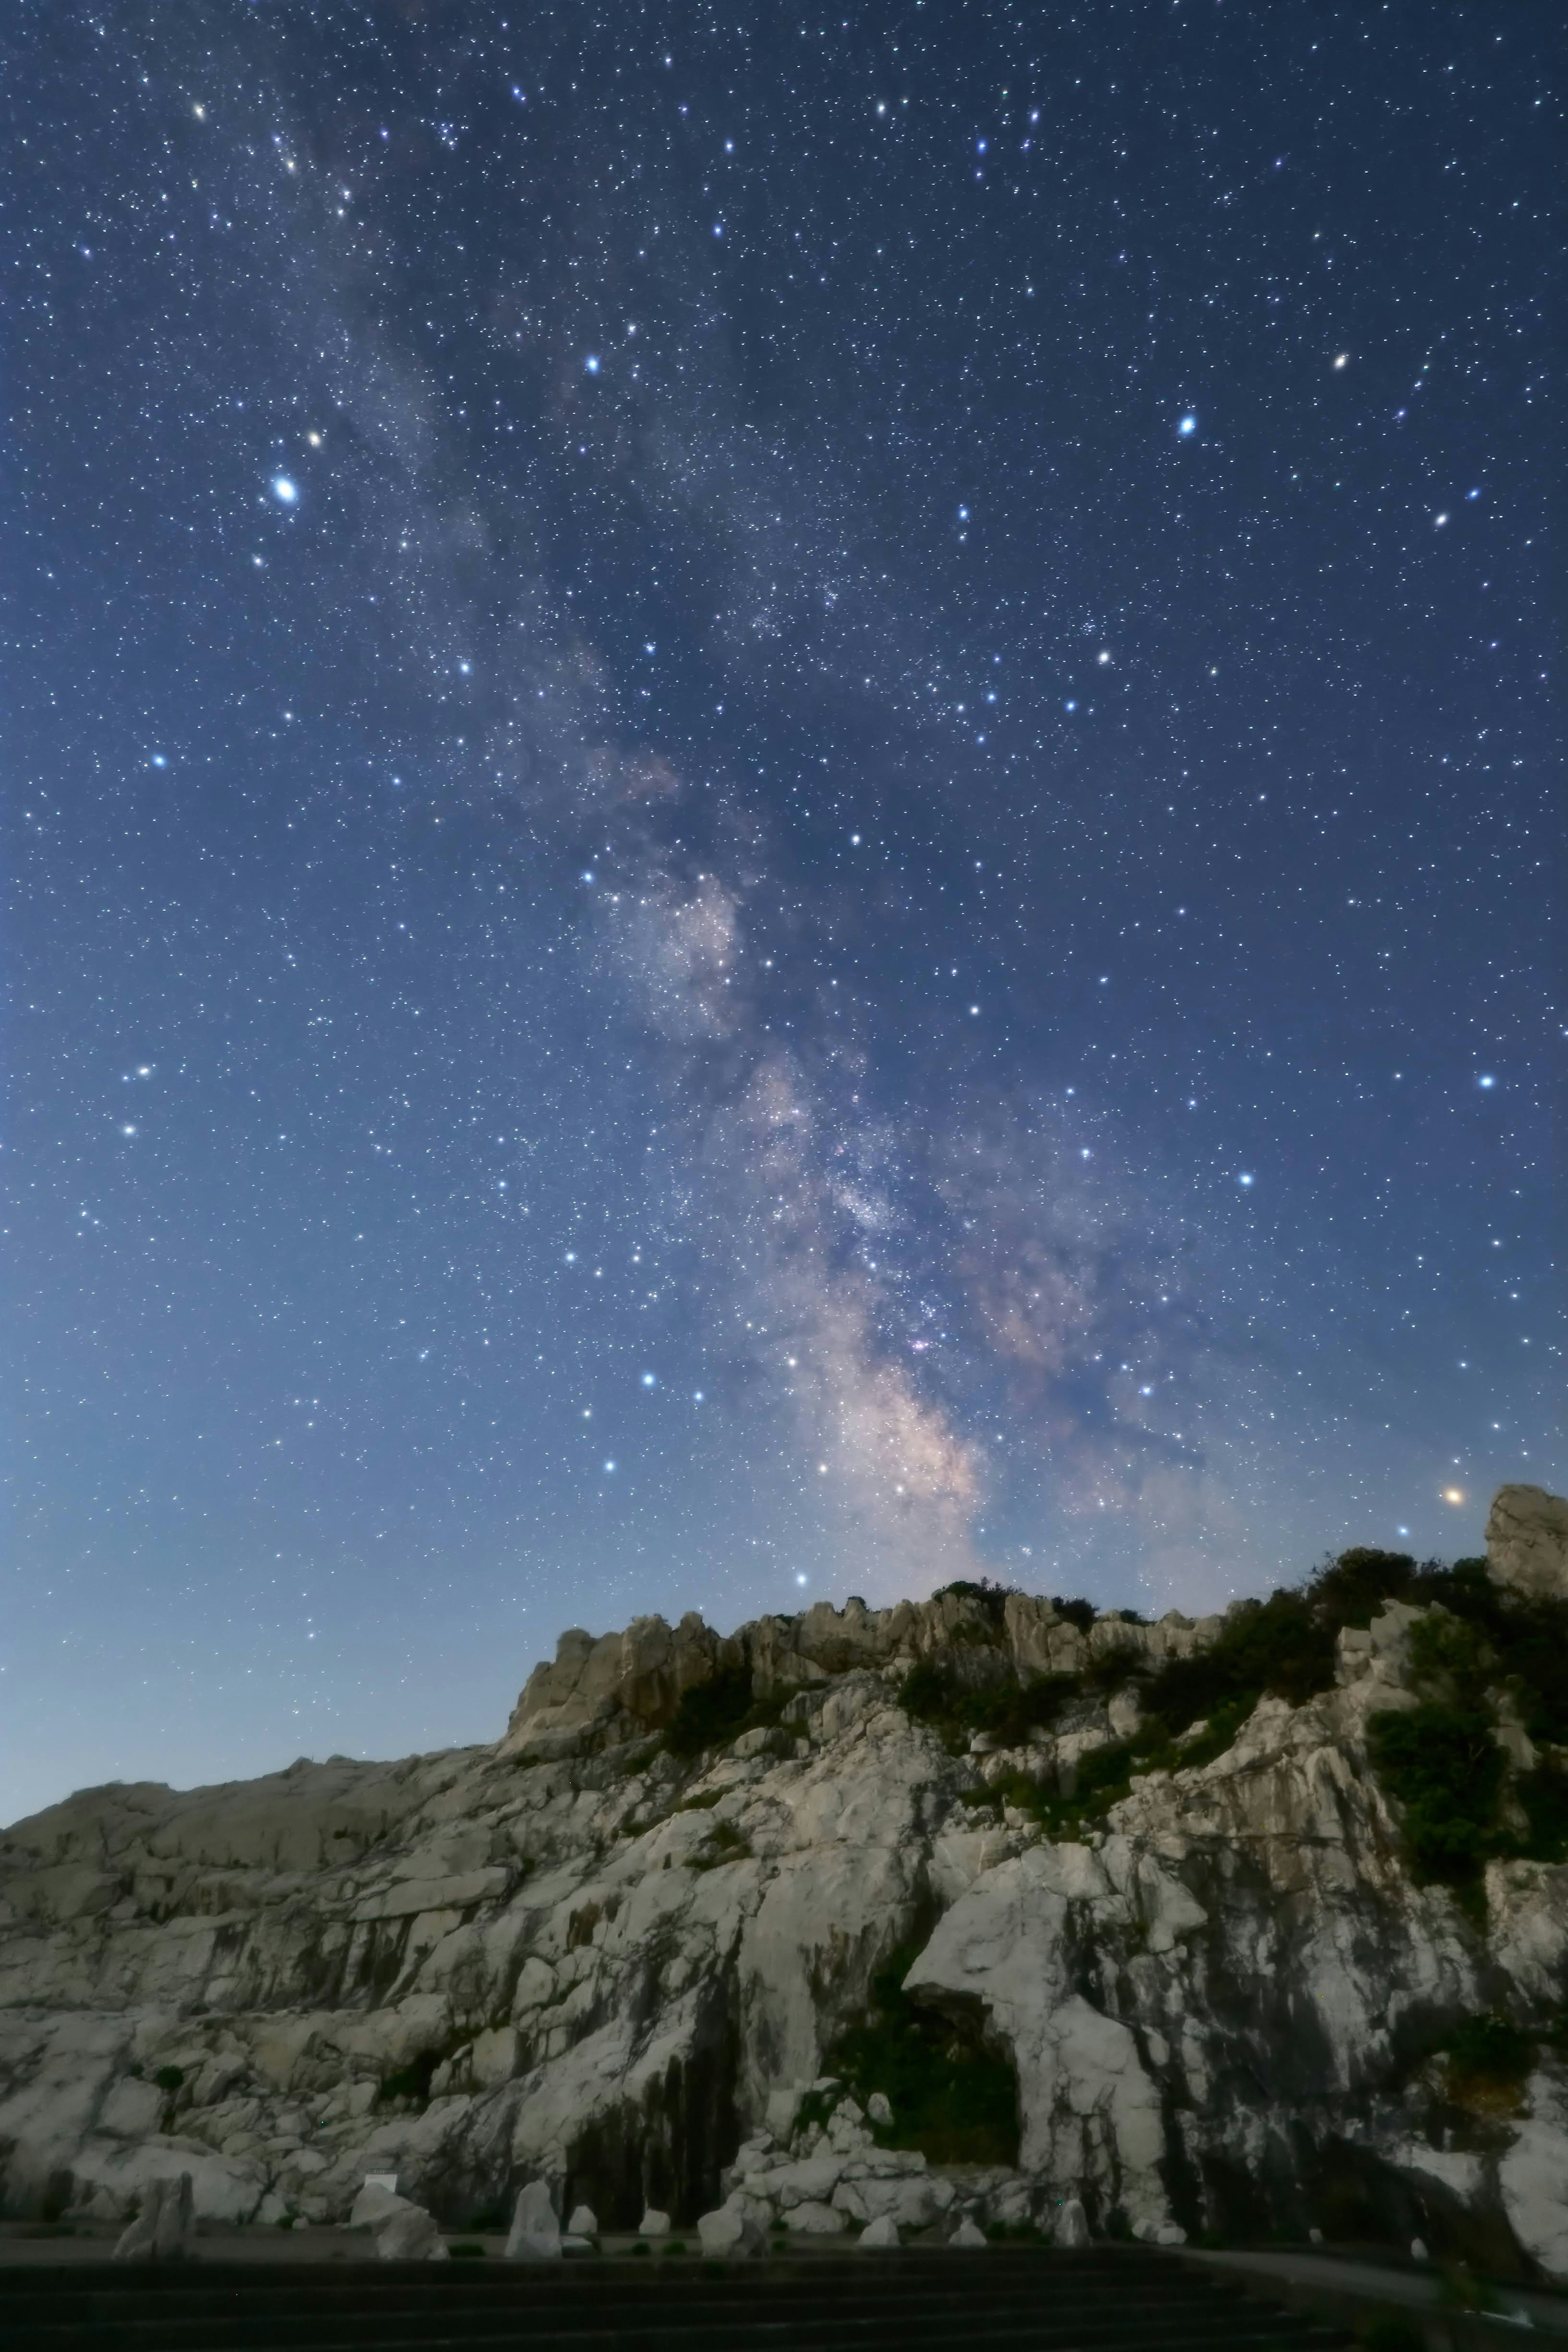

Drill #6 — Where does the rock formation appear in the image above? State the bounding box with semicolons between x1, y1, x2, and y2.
2;1492;1566;2278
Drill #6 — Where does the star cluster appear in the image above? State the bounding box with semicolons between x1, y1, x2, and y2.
5;2;1558;1818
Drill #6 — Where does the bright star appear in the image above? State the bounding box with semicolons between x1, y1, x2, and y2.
271;476;298;504
1178;415;1197;436
1238;1173;1255;1187
584;354;600;373
641;1372;657;1388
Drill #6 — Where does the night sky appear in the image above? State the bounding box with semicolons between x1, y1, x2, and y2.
8;2;1559;1822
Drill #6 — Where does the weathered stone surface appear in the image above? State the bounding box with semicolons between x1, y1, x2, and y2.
112;2170;193;2261
505;2178;561;2260
858;2212;900;2247
697;2200;764;2254
782;2197;845;2234
639;2206;671;2237
1488;1486;1568;1601
376;2201;447;2260
950;2215;988;2247
567;2201;598;2236
4;1501;1568;2278
1055;2196;1089;2248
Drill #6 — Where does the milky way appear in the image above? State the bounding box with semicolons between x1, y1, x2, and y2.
7;2;1559;1818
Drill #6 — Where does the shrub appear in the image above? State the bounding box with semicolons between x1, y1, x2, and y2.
666;1668;757;1759
665;1668;788;1760
829;1944;1019;2166
931;1578;1019;1626
1435;2012;1535;2102
1049;1597;1097;1634
152;2064;184;2094
692;1818;753;1870
897;1663;1080;1752
1517;1762;1568;1862
1308;1548;1419;1629
1139;1588;1336;1743
1367;1704;1504;1898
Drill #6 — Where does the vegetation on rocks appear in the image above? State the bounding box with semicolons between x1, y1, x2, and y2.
826;1943;1020;2167
664;1668;786;1759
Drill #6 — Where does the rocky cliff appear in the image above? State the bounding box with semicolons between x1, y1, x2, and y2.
3;1487;1567;2274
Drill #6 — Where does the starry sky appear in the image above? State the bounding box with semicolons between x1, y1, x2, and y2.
7;1;1560;1821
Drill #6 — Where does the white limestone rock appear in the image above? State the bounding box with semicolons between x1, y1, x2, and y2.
638;2206;670;2237
782;2198;845;2234
1488;1485;1568;1601
950;2216;988;2247
376;2201;447;2260
567;2202;599;2236
1055;2196;1090;2247
348;2180;408;2229
112;2171;194;2261
505;2179;562;2260
858;2213;900;2247
698;2201;764;2255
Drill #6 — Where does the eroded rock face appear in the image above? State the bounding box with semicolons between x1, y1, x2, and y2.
1487;1486;1568;1603
2;1510;1567;2277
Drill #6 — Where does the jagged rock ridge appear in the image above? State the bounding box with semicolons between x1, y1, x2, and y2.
1;1484;1566;2273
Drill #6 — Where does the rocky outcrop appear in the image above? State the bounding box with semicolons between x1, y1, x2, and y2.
2;1501;1567;2278
1487;1486;1568;1603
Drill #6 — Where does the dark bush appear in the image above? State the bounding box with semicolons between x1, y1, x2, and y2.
1436;2012;1535;2099
1082;1640;1147;1695
829;1944;1019;2166
152;2064;184;2094
1307;1548;1419;1629
1517;1762;1568;1863
1050;1597;1097;1634
1139;1587;1336;1741
897;1663;1079;1751
665;1668;757;1759
1368;1704;1504;1896
931;1577;1018;1626
691;1818;753;1870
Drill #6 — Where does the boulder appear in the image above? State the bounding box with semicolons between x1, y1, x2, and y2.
112;2171;194;2262
950;2216;988;2248
1487;1486;1568;1601
866;2092;893;2126
858;2213;901;2247
376;2203;447;2260
348;2180;408;2229
638;2206;671;2238
505;2179;562;2261
782;2199;844;2234
567;2203;599;2237
1055;2197;1090;2248
698;2202;765;2256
